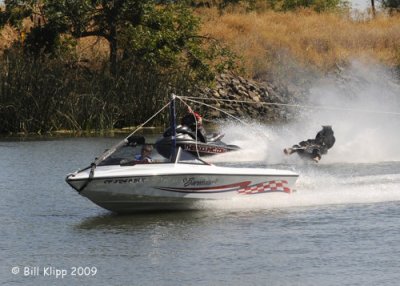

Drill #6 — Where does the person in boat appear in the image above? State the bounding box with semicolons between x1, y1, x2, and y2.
134;144;153;163
181;107;207;143
284;125;335;162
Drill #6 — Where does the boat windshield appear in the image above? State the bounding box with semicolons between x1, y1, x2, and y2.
97;136;167;166
98;145;142;166
96;137;208;166
174;147;209;165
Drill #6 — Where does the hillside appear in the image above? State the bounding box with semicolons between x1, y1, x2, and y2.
2;9;399;78
1;7;400;133
198;9;400;79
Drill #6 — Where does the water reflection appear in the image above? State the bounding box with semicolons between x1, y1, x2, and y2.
74;206;290;235
75;210;212;231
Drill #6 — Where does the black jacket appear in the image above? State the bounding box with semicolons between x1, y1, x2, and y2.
315;127;335;149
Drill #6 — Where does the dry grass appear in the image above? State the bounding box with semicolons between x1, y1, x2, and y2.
0;25;18;53
76;36;109;63
199;8;400;77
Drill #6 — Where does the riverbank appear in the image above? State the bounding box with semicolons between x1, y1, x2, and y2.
0;127;165;139
1;8;399;135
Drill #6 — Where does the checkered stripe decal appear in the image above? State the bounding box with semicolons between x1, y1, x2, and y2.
238;180;291;195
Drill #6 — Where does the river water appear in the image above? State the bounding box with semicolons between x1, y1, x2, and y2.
1;136;400;286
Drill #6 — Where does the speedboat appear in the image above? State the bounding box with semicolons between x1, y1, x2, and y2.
65;95;299;213
66;143;298;213
155;125;240;158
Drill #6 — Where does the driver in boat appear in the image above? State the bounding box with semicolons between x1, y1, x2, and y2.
284;125;336;162
181;107;207;143
134;144;153;163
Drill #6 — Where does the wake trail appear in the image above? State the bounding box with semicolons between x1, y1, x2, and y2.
196;61;400;211
196;171;400;211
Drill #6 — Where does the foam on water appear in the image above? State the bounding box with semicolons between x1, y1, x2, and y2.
198;61;400;211
195;171;400;211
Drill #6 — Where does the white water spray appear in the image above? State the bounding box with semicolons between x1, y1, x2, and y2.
198;60;400;210
209;60;400;164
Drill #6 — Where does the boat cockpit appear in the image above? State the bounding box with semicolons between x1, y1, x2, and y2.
97;135;209;167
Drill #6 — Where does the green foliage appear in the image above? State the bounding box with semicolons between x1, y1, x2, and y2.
0;0;239;133
218;0;242;9
43;0;149;38
188;0;343;12
381;0;400;9
0;46;194;134
23;25;59;56
120;3;236;82
40;1;235;80
0;0;33;29
121;4;197;67
266;0;343;12
0;0;237;82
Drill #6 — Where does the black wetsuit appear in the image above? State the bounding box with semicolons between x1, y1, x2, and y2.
181;113;207;143
314;127;335;155
292;126;335;159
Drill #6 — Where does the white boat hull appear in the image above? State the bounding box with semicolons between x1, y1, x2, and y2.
66;163;298;213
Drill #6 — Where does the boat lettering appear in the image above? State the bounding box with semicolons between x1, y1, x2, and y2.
184;144;225;153
183;177;217;187
104;178;146;184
